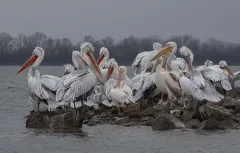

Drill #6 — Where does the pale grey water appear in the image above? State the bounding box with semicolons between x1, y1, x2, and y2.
1;66;240;153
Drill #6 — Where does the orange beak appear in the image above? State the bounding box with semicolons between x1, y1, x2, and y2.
17;55;38;74
224;66;234;76
107;66;114;81
97;55;105;65
86;52;102;77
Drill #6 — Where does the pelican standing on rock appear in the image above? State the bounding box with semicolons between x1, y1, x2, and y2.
105;66;135;115
56;42;103;109
150;42;206;107
17;47;60;112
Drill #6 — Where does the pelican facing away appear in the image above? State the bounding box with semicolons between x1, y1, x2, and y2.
17;47;60;112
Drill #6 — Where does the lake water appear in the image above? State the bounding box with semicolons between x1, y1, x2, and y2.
1;66;240;153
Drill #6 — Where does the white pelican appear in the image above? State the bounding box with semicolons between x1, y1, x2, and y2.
97;47;109;69
64;64;75;75
132;42;162;75
55;42;103;109
105;66;135;115
150;42;206;106
179;46;224;103
17;47;61;112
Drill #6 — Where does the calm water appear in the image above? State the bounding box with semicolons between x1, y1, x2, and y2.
1;66;240;153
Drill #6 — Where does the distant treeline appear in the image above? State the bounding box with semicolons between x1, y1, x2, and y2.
0;32;239;65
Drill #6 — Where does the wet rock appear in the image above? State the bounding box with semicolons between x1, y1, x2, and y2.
153;101;170;112
221;97;235;110
185;119;200;129
199;119;225;130
205;104;232;121
152;113;185;131
226;88;240;98
114;117;129;125
181;112;193;121
221;119;239;129
234;100;240;114
26;108;86;132
87;116;100;126
123;122;139;126
26;111;50;129
170;109;182;117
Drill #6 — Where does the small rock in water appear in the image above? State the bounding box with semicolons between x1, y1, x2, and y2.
87;118;100;126
114;117;129;125
152;113;185;131
199;119;225;130
185;119;200;129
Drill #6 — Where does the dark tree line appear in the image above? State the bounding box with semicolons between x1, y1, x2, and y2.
0;32;239;65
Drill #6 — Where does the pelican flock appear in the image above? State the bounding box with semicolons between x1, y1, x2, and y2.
17;41;239;117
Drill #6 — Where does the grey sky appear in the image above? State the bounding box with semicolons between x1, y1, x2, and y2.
0;0;239;43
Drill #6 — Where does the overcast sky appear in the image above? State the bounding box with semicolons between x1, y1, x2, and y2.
0;0;239;43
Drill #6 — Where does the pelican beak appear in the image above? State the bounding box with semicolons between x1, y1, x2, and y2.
224;66;234;76
97;55;105;65
107;66;114;81
17;55;38;74
150;46;173;61
86;51;102;77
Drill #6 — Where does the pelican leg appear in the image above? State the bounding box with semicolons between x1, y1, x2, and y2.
117;106;121;116
157;93;163;104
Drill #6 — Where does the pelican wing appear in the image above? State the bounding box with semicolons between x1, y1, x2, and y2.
104;78;115;99
202;79;224;102
202;65;227;82
28;77;49;100
171;58;188;71
61;73;98;102
190;70;205;88
41;75;60;91
179;76;205;100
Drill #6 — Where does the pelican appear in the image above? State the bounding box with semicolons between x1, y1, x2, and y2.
179;46;224;103
64;64;75;75
105;66;135;115
17;47;61;112
132;42;162;75
150;42;206;107
55;42;103;109
97;47;109;69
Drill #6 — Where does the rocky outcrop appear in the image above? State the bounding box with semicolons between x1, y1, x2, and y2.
25;88;240;132
26;108;87;132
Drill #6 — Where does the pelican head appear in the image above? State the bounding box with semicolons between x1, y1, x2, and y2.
97;47;109;65
219;60;233;76
204;60;214;66
118;66;127;77
64;64;75;75
153;42;162;51
150;42;176;61
106;58;119;81
17;47;44;74
179;46;194;70
81;42;102;77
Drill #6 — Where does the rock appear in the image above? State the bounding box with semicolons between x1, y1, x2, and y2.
152;113;185;131
205;104;232;121
170;109;182;117
199;119;225;130
114;117;129;125
87;118;100;126
153;101;170;112
123;122;138;126
234;100;240;114
181;112;193;121
221;119;239;129
185;119;200;129
26;108;86;132
226;88;240;98
26;111;50;128
221;97;235;110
